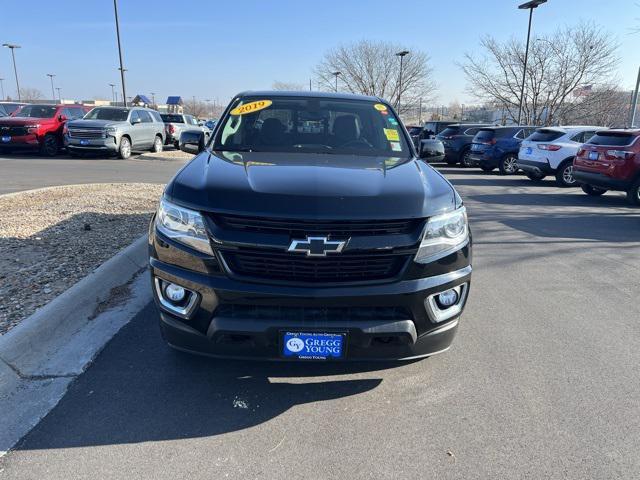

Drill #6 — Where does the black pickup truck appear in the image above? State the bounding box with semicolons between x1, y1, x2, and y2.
149;91;472;361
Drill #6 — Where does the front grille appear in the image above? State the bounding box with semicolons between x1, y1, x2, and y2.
215;304;411;321
0;126;28;136
220;249;409;283
68;127;105;139
213;214;421;237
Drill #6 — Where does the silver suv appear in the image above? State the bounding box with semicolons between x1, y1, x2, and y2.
65;106;165;159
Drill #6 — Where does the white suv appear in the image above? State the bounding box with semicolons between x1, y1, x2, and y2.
517;126;602;187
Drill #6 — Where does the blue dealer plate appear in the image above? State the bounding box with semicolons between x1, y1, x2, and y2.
1;136;11;143
525;147;532;154
282;332;346;360
80;139;90;145
589;151;599;160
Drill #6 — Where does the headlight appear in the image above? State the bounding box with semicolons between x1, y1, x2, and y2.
414;206;469;264
25;124;40;133
155;198;213;255
105;126;116;135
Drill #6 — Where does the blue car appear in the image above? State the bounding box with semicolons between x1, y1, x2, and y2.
468;126;539;175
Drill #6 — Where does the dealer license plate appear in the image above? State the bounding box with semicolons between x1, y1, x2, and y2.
282;331;346;360
525;147;532;154
1;136;10;143
80;139;90;145
589;151;599;160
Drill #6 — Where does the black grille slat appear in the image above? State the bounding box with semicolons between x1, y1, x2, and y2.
221;249;408;283
215;304;411;322
0;126;28;136
214;214;420;237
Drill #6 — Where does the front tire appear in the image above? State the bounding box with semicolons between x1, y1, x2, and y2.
498;154;518;175
118;137;132;159
40;134;59;157
626;178;640;206
151;135;163;153
555;160;577;187
581;184;607;196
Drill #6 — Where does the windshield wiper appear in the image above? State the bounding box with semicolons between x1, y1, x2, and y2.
217;148;258;153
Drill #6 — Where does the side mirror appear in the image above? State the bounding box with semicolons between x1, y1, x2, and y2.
179;130;205;154
131;117;142;125
58;114;67;122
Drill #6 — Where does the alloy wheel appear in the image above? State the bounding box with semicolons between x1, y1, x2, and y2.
503;156;518;174
562;165;575;185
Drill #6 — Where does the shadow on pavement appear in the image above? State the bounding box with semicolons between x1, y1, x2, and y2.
16;303;389;450
469;192;630;208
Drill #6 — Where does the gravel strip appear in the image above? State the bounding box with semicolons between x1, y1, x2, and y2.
0;183;164;335
136;150;194;161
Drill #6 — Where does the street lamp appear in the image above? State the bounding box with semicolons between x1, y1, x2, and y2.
113;0;127;107
56;87;62;103
331;71;341;92
395;50;410;113
0;78;4;100
2;43;21;101
150;92;156;107
517;0;547;125
46;73;56;103
109;83;116;103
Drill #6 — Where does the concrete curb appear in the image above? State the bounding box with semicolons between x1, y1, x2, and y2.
0;234;152;454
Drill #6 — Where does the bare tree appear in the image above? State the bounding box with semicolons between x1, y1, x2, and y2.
183;98;209;118
560;85;632;127
19;87;44;101
314;40;437;115
272;81;306;91
461;22;618;125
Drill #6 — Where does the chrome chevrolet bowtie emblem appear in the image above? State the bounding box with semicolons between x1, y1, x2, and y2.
287;236;347;257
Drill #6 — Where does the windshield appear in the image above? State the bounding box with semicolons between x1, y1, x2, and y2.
213;96;411;157
160;114;184;123
84;108;130;121
13;105;57;118
529;129;564;142
407;126;422;135
439;126;461;137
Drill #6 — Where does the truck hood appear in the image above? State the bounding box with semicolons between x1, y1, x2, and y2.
167;151;457;219
66;119;126;129
0;116;55;126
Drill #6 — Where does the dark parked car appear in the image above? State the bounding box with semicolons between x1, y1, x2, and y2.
437;123;491;166
0;104;87;156
422;121;457;138
573;129;640;205
150;91;472;361
469;126;538;175
406;125;423;148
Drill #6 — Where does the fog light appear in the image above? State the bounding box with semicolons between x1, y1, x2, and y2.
165;283;186;303
436;289;459;308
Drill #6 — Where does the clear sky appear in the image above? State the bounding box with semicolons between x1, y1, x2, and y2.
1;0;638;107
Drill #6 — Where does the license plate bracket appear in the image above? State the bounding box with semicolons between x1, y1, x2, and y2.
80;139;90;146
281;331;347;361
589;151;599;160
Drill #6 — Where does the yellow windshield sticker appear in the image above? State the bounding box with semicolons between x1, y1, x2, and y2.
384;128;400;141
230;100;273;116
374;103;388;111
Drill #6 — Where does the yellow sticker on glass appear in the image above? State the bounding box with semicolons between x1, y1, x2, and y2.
384;128;399;141
374;103;388;111
230;100;273;116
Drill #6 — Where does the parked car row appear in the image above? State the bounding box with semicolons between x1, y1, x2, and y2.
0;103;215;158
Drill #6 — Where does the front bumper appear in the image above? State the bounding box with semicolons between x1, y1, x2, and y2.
517;158;554;175
150;231;472;361
0;134;41;149
65;135;119;152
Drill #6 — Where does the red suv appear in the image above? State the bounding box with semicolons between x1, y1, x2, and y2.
0;104;88;156
573;129;640;205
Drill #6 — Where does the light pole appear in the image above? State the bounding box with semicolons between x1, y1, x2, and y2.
331;71;341;92
630;66;640;127
2;43;21;101
56;87;62;103
395;50;410;113
0;78;4;100
516;0;547;125
150;92;156;107
109;83;116;103
46;73;56;102
113;0;127;107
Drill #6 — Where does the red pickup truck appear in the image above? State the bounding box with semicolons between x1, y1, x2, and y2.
0;104;88;156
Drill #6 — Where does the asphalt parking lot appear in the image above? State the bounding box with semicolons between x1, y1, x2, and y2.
2;164;639;479
0;152;187;195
